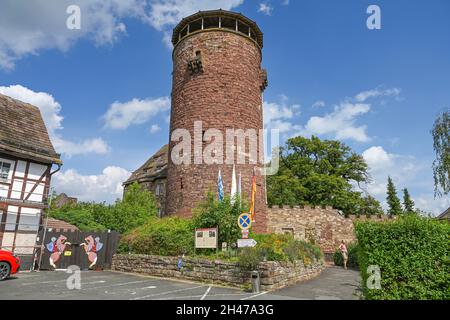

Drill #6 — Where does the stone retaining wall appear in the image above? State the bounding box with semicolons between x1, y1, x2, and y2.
112;254;324;291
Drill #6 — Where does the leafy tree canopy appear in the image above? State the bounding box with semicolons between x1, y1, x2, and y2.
49;182;158;233
431;110;450;197
267;136;382;216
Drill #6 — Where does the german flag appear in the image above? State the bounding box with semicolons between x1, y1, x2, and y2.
249;168;257;222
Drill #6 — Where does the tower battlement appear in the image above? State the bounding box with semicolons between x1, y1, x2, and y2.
172;10;264;49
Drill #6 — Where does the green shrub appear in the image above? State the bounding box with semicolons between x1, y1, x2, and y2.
120;217;194;256
50;206;107;231
333;243;359;268
355;215;450;300
49;182;157;233
237;247;264;271
192;192;248;247
252;233;323;263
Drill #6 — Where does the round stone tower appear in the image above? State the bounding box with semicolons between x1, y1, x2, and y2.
166;10;268;232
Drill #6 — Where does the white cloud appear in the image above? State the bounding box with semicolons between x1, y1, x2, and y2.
147;0;244;47
312;101;325;108
362;146;417;196
0;0;150;70
0;84;63;132
0;84;110;157
52;137;110;158
103;97;170;130
0;1;246;66
150;124;161;134
258;3;274;16
362;146;394;171
360;146;446;216
415;195;450;216
302;102;371;142
53;166;131;203
355;87;401;102
281;0;290;5
299;87;401;142
264;97;300;134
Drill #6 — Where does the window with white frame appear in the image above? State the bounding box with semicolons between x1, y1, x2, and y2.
0;159;13;182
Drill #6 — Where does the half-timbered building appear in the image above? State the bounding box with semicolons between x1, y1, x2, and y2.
0;94;62;269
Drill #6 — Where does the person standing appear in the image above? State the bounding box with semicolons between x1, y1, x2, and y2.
339;240;348;270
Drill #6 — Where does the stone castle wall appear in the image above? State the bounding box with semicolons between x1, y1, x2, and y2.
112;254;324;291
267;205;392;254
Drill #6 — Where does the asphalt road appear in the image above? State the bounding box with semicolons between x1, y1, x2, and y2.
0;266;361;300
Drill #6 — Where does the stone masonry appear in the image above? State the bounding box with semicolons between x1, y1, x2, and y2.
166;11;268;232
112;254;324;291
267;205;393;256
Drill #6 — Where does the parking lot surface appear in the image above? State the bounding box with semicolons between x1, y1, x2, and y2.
0;267;361;300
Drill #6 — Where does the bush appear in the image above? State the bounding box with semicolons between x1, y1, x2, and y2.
192;192;248;248
120;217;194;256
49;182;158;233
355;215;450;300
50;206;107;231
237;247;264;271
252;233;323;264
333;243;359;268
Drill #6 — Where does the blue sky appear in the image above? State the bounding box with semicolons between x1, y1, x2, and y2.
0;0;448;214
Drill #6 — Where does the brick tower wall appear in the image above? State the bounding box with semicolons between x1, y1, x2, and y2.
166;30;267;232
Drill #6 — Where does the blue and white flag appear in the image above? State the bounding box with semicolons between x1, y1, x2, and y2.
218;169;224;202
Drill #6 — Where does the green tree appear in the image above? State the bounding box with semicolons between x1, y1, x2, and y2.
109;182;158;233
267;136;378;216
386;177;402;216
49;182;157;233
402;188;415;213
192;192;248;247
361;195;384;217
431;110;450;197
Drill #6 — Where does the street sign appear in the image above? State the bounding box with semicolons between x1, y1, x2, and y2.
238;213;252;230
241;229;249;239
237;239;257;248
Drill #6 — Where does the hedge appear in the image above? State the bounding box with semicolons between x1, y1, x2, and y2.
119;217;194;256
355;215;450;300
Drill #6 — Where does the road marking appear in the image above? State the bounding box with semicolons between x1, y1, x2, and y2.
81;280;152;291
240;292;267;300
200;286;212;300
159;292;251;300
21;279;106;286
131;285;204;300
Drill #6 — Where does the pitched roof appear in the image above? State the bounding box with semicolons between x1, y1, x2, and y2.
0;94;61;164
437;207;450;219
123;144;168;186
46;218;78;231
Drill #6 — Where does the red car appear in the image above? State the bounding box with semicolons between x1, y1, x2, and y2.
0;250;20;280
